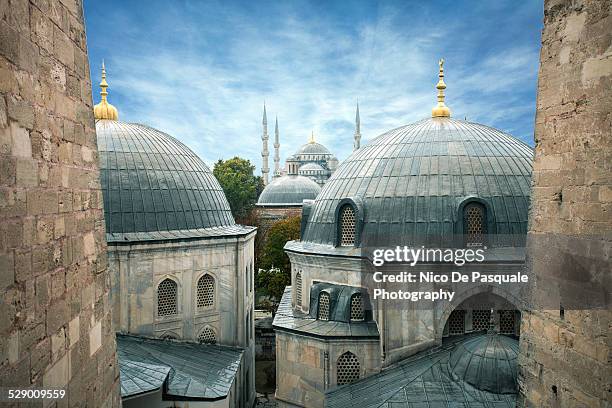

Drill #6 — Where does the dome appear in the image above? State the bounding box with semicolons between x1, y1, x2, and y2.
297;141;331;156
96;120;235;238
449;334;519;394
299;163;325;172
301;117;533;247
257;175;321;206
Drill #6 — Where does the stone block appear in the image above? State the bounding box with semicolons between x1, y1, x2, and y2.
15;158;38;187
10;122;31;158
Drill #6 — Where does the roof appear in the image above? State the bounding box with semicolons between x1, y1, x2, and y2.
106;225;256;244
299;162;326;172
96;120;236;241
116;334;243;400
297;141;332;155
273;287;379;338
257;175;321;206
326;334;518;408
301;117;534;248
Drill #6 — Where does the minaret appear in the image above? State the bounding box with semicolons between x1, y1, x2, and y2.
354;101;361;151
431;58;451;118
261;104;269;185
274;116;280;177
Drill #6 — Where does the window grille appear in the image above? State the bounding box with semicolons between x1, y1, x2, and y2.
448;310;465;335
197;274;215;309
337;352;360;385
472;309;492;332
318;292;330;320
157;278;178;316
340;205;356;246
350;293;364;321
499;310;515;334
295;272;302;305
464;203;486;246
198;327;217;344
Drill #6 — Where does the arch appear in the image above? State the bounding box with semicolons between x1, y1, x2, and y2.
198;326;217;344
349;293;364;321
157;278;178;317
334;197;364;247
456;196;496;245
196;273;215;309
295;271;303;306
160;331;179;340
318;291;331;320
464;202;487;246
336;351;360;385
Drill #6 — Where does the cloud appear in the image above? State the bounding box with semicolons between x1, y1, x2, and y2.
85;0;542;172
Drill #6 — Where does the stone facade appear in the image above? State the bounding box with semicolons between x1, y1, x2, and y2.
517;0;611;407
0;0;120;406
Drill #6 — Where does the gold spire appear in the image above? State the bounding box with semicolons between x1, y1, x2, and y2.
93;61;119;120
309;130;315;144
431;58;451;118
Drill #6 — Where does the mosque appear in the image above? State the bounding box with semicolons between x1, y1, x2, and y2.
93;64;257;407
272;60;533;407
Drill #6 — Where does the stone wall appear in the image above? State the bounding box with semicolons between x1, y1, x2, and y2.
0;0;120;406
518;0;611;407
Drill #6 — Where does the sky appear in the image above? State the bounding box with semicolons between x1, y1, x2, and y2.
84;0;544;170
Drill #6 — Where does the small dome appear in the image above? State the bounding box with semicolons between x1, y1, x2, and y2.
97;120;235;237
449;334;519;394
301;117;533;247
297;141;331;156
257;175;321;206
299;163;325;172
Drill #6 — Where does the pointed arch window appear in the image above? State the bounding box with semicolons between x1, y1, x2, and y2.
295;271;303;306
198;326;217;344
350;293;364;321
157;279;178;317
464;202;487;247
339;205;356;246
318;292;330;321
337;352;360;385
197;274;215;309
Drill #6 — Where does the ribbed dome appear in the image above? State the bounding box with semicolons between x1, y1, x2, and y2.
96;120;235;238
257;175;321;206
449;334;519;394
301;117;533;247
297;141;331;155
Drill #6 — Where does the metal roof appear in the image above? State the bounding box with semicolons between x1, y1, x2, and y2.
272;287;379;338
96;120;236;241
326;333;518;408
301;117;534;248
297;141;332;155
117;334;243;400
257;175;321;206
299;162;326;171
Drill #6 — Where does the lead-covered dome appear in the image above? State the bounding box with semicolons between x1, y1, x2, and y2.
97;120;235;238
257;175;321;206
297;141;331;156
301;117;533;247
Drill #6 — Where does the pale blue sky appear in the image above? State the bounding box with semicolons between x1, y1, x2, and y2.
85;0;543;170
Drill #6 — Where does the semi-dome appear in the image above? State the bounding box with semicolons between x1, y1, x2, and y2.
449;334;519;394
299;163;325;172
301;117;533;247
97;120;236;239
257;175;321;206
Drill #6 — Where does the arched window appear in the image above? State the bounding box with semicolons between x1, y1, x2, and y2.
295;272;302;306
447;309;466;335
318;292;330;321
350;293;364;321
464;202;487;246
337;352;360;385
197;274;215;309
157;278;178;317
339;205;356;246
198;327;217;344
499;310;516;335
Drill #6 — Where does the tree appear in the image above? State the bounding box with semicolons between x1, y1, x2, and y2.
213;157;264;222
256;216;301;301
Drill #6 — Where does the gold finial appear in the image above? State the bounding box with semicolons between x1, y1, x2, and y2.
309;131;315;144
431;58;451;118
93;61;119;120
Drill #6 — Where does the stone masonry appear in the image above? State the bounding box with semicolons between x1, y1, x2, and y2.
0;0;120;406
518;0;611;407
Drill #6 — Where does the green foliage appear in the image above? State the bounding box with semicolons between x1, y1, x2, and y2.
256;216;301;301
213;157;264;221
